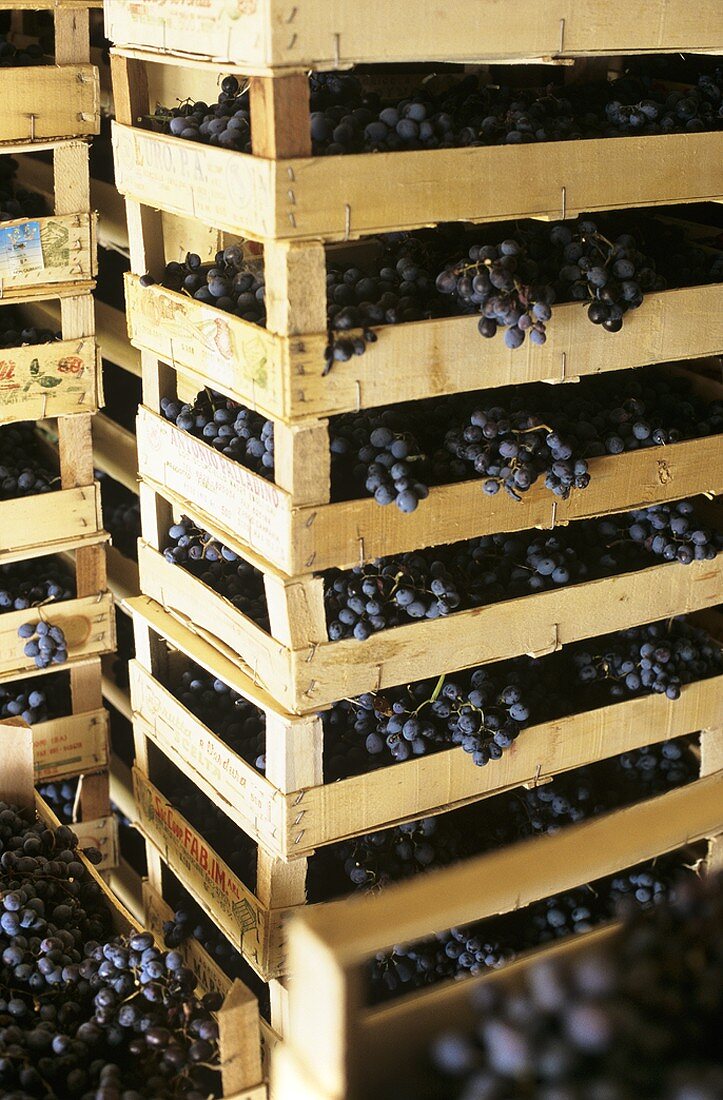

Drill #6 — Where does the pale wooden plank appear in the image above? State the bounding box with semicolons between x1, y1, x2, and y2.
104;0;723;70
33;707;108;782
0;592;115;678
0;66;99;143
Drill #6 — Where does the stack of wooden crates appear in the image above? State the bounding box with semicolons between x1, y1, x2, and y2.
103;1;723;1095
0;0;115;862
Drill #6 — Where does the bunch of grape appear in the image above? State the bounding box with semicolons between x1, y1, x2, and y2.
0;34;43;68
171;661;266;773
406;865;721;1100
371;850;700;1006
17;619;68;669
160;389;274;480
99;476;141;562
0;556;74;614
308;814;471;902
603;499;723;565
156;245;266;324
0;424;58;499
154;73;250;151
0;801;221;1099
572;617;723;702
37;778;78;823
323;616;721;779
160;878;271;1018
324;663;533;776
0;308;56;347
0;156;47;222
163;516;270;630
442;403;590;501
330;408;431;513
0;671;69;725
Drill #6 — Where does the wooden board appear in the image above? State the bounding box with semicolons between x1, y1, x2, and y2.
112;124;723;243
0;66;99;144
0;483;104;565
133;765;292;981
103;0;723;71
0;213;96;299
0;591;115;678
33;705;108;781
136;403;723;576
0;333;99;421
125;278;723;423
92;413;138;494
137;534;723;711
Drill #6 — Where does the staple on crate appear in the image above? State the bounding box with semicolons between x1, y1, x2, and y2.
305;641;318;664
344;204;352;241
561;185;567;221
334;33;341;67
559;18;566;53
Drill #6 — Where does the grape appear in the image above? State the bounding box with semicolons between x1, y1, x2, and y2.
0;306;56;346
161;390;274;481
99;476;141;561
0;34;43;69
0;424;59;500
18;618;68;669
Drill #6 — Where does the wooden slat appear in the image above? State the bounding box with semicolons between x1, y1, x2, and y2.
0;332;99;421
112;123;723;243
0;484;104;564
103;0;723;71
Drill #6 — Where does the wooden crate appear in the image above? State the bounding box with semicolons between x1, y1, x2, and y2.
103;0;723;72
0;143;96;299
279;753;723;1100
129;595;723;860
125;271;723;423
0;591;115;677
138;480;723;711
0;296;99;423
110;52;723;245
33;700;108;782
0;415;107;563
134;372;723;577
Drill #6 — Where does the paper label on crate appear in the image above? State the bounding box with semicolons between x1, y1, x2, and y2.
0;221;44;277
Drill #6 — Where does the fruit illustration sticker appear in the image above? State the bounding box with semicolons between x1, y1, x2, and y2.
0;220;44;277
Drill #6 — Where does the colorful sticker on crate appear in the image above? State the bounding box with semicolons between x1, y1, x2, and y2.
0;221;44;277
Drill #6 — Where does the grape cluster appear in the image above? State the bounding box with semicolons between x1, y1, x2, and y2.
0;34;43;69
324;665;533;776
0;424;58;500
437;219;661;347
371;849;700;1006
37;779;78;824
0;557;74;615
330;411;430;513
160;390;274;481
163;516;269;630
99;476;140;562
605;499;723;565
443;405;590;500
17;620;68;670
573;617;723;702
401;867;722;1100
172;661;266;773
0;672;69;726
0;802;222;1099
155;245;266;324
0;309;57;348
156;66;723;160
153;73;250;151
0;157;47;223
